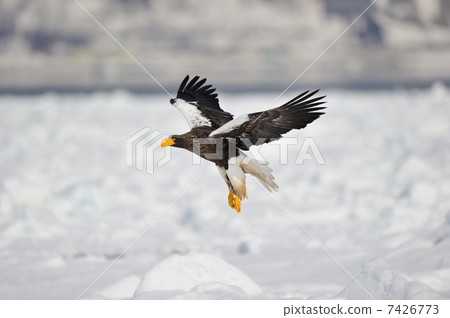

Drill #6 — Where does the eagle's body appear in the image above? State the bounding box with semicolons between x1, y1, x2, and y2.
168;128;238;168
161;75;326;212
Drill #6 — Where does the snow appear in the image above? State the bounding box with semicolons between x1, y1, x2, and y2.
0;84;449;299
98;275;141;300
136;252;262;298
339;258;445;300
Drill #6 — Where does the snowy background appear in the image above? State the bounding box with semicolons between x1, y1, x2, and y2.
1;0;450;300
1;85;449;299
0;0;450;91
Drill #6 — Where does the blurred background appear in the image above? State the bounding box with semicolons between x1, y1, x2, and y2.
1;0;450;300
1;0;450;93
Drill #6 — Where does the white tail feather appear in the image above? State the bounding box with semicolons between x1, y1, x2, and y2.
241;158;279;192
225;152;279;201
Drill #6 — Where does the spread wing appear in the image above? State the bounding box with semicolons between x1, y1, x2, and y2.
170;75;234;129
210;90;326;150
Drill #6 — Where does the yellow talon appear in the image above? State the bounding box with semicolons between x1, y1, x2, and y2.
228;191;235;208
234;196;241;213
227;191;241;213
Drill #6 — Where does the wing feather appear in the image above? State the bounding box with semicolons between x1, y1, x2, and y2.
210;90;326;150
170;75;234;129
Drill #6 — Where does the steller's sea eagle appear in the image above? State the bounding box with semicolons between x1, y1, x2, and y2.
161;75;326;213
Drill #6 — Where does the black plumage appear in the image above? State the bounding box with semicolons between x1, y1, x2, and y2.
171;75;233;129
211;89;326;150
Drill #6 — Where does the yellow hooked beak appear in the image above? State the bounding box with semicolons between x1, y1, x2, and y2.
161;137;175;148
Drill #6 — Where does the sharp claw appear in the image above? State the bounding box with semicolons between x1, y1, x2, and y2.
227;191;235;208
227;191;241;212
234;196;241;213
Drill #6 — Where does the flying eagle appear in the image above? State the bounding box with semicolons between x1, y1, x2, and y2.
161;75;326;213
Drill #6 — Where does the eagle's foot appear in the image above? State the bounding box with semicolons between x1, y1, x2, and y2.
228;191;235;208
227;191;241;213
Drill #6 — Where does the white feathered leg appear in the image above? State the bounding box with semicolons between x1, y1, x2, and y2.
216;165;237;211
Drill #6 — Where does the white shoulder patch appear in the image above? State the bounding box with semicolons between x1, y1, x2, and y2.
209;114;249;136
172;98;212;129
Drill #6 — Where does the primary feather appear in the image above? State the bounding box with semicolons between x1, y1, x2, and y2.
170;75;233;129
210;89;326;150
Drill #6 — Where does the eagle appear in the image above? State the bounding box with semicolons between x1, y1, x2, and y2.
161;75;326;213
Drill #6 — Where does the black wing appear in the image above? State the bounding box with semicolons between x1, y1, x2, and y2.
210;90;326;150
170;75;234;129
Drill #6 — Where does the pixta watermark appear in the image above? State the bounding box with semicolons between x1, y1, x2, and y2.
126;128;171;174
126;127;325;175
